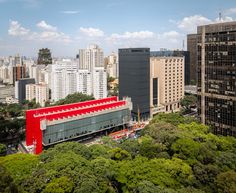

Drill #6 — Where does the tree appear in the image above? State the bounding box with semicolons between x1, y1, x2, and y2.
118;139;140;158
0;154;39;186
0;144;7;156
53;92;94;106
108;148;131;161
42;176;74;193
171;138;201;164
0;112;235;193
180;95;197;112
0;164;19;193
192;163;220;193
142;121;179;148
151;112;197;126
216;170;236;193
5;104;22;118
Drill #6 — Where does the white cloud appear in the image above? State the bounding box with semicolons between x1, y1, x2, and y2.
225;8;236;15
8;20;71;43
177;14;235;33
37;20;57;31
27;31;70;43
80;27;104;37
162;30;179;38
61;10;79;14
161;31;181;43
110;31;154;39
178;15;211;32
8;20;30;36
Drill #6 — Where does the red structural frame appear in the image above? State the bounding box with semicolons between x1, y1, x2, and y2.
26;96;127;154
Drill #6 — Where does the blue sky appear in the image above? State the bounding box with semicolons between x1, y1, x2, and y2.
0;0;236;57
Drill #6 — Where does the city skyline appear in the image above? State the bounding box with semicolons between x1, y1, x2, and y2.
0;0;236;56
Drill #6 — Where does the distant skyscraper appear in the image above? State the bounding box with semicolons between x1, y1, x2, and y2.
14;54;22;66
78;44;107;99
79;44;104;71
13;65;26;85
187;34;198;84
37;48;52;65
119;48;150;120
15;78;35;103
197;21;236;136
29;65;46;84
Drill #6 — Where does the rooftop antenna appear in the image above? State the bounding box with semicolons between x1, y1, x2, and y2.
219;12;222;22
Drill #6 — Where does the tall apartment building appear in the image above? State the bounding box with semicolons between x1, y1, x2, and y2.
78;45;107;99
79;44;104;71
187;34;198;84
50;64;67;101
119;48;150;120
15;78;35;103
29;65;46;83
197;21;236;136
13;65;26;85
26;83;49;107
26;84;36;101
48;60;79;102
93;67;107;99
76;70;92;95
0;65;9;83
150;57;185;113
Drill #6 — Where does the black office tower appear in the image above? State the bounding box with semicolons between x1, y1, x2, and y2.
187;34;198;85
197;21;236;136
119;48;150;120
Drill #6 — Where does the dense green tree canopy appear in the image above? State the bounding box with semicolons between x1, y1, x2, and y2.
0;113;235;193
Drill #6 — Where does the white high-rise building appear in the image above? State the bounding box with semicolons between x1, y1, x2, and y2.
78;45;107;99
79;44;104;71
49;59;78;102
77;70;92;95
36;83;49;107
26;83;49;106
50;64;66;101
26;84;36;101
29;65;46;83
93;67;107;99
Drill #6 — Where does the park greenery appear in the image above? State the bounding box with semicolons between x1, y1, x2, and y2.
0;113;235;193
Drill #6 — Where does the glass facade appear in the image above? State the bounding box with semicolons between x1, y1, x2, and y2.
43;109;130;145
197;22;236;136
119;48;150;120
